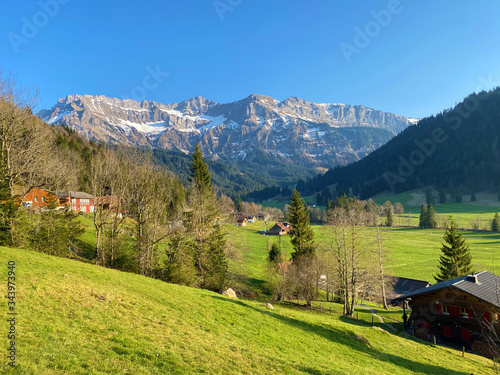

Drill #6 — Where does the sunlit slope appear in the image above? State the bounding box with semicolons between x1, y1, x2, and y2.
0;247;494;374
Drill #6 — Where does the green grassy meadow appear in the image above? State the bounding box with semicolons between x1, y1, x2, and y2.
229;220;500;288
1;246;496;374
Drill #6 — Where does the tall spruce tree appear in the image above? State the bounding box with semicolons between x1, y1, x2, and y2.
186;145;228;291
419;205;428;228
492;213;500;233
386;207;393;227
434;216;473;282
427;204;437;229
288;189;315;260
419;204;437;229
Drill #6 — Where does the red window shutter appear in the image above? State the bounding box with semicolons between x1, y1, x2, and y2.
436;303;441;314
461;329;470;341
425;321;431;330
448;306;454;317
443;326;451;337
454;307;461;317
468;309;473;320
483;312;491;323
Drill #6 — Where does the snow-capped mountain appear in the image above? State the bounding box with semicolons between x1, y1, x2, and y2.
38;94;418;168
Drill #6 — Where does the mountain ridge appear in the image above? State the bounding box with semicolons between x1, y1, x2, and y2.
39;94;417;170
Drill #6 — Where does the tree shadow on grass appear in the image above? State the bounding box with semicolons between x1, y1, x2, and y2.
211;296;475;375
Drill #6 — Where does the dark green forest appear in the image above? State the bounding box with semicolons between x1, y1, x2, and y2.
296;88;500;198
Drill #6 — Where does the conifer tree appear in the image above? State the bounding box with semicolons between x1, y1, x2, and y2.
288;189;315;260
268;242;282;263
235;197;243;212
419;205;428;228
386;207;393;227
492;213;500;233
434;216;473;282
186;145;227;291
427;203;437;229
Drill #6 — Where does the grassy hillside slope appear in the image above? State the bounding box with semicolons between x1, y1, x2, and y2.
0;247;496;374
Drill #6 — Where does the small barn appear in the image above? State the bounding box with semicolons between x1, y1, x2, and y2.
267;222;292;235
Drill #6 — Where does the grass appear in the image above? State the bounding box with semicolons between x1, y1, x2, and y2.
229;220;500;290
0;246;497;374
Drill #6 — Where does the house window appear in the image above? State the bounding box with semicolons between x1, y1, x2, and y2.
443;326;452;337
460;307;468;318
443;305;451;315
42;197;46;202
461;329;471;341
72;199;77;205
35;197;38;202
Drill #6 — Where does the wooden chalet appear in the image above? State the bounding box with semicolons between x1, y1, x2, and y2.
267;222;292;236
19;187;57;208
234;212;247;227
57;191;94;213
246;215;257;223
94;195;121;213
394;271;500;352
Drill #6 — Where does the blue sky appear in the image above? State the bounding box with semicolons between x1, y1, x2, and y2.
2;0;500;118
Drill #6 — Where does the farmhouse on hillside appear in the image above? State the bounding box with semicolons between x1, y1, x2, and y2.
267;222;292;235
57;191;95;213
234;212;247;226
19;187;95;213
394;271;500;353
19;187;56;208
246;215;257;223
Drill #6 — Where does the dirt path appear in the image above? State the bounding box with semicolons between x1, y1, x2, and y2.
355;304;398;331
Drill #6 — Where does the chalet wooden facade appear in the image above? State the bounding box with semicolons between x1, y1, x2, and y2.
57;191;95;213
94;195;121;213
20;187;56;208
234;212;247;227
394;271;500;353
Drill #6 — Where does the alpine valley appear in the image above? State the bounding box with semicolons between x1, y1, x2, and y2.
39;94;417;172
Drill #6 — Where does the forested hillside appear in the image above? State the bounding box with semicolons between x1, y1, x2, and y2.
297;88;500;198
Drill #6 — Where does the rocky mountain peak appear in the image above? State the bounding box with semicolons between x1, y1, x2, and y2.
38;94;418;169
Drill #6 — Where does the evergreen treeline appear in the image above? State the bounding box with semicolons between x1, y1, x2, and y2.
295;88;500;198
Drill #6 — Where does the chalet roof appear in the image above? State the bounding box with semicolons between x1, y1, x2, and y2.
392;277;431;295
393;271;500;308
57;191;94;199
234;212;247;222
